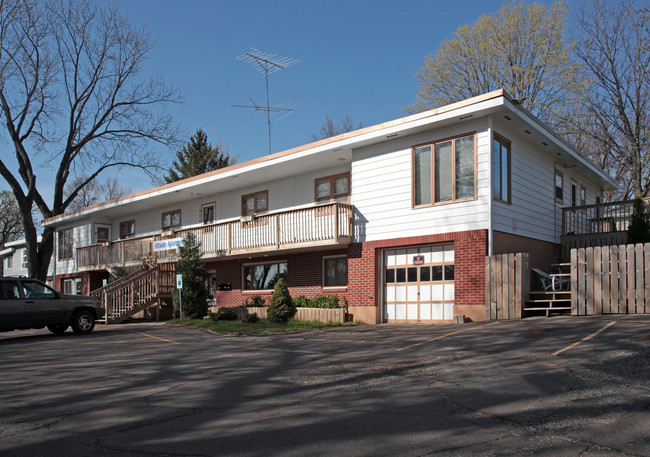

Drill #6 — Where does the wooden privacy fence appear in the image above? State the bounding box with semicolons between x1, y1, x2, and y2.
571;244;650;315
486;253;530;320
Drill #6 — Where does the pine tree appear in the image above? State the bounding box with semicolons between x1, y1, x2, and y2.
267;278;296;323
165;129;234;183
627;197;650;245
173;233;209;319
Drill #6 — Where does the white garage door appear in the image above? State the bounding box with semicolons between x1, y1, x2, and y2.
383;244;454;322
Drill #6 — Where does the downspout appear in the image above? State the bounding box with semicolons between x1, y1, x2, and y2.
487;116;493;256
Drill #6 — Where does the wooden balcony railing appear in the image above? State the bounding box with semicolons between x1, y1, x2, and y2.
560;198;649;260
76;202;354;271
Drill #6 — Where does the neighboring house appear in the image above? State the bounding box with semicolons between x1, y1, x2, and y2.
0;238;55;287
42;89;617;323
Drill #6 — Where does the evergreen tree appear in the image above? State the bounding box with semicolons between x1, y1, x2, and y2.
267;278;296;323
627;197;650;245
165;129;234;183
173;233;209;319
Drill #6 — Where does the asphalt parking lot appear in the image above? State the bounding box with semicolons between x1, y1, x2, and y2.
0;316;649;457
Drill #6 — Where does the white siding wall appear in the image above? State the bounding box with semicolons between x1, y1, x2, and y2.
56;220;92;275
351;119;491;243
3;245;55;278
491;120;604;244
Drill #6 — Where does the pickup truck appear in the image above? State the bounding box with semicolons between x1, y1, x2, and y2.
0;277;104;335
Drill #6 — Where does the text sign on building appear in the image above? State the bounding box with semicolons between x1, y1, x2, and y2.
153;238;184;252
413;255;425;265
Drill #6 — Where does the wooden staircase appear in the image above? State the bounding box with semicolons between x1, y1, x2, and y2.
523;263;572;317
91;265;167;324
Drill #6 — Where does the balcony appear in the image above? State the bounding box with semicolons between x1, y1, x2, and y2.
76;202;354;271
560;198;648;259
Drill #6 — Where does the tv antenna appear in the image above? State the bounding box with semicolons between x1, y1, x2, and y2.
234;48;300;154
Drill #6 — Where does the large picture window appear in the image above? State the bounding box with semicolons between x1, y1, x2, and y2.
243;261;287;290
413;133;476;206
57;229;73;260
493;134;511;203
241;191;268;217
315;173;350;204
162;210;181;231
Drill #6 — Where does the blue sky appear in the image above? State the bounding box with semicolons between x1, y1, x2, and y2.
4;0;569;199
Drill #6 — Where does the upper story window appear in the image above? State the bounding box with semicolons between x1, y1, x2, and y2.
242;191;268;217
555;170;564;203
21;250;27;270
97;226;109;243
571;180;578;206
57;228;73;260
493;133;511;203
580;185;586;206
315;173;350;204
119;220;135;239
5;255;12;269
202;203;215;225
162;210;181;231
413;133;476;207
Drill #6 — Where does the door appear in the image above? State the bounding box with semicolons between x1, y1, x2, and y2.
383;244;455;322
22;280;67;325
0;280;23;328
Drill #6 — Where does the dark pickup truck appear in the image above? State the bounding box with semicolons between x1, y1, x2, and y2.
0;277;104;335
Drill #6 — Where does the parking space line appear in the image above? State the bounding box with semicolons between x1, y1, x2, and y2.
137;332;180;344
396;322;500;351
552;321;616;356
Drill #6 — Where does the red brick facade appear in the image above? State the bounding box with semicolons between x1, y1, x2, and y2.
204;229;488;323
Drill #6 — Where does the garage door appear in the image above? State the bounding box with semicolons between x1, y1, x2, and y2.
383;244;454;322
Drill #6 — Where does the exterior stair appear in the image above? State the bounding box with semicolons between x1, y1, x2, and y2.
524;290;572;317
91;265;164;324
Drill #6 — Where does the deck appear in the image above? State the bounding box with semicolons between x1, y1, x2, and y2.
77;202;353;271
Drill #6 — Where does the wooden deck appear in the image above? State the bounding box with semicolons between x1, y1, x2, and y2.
76;202;353;271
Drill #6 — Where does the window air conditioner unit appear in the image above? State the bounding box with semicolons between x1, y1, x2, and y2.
240;215;255;223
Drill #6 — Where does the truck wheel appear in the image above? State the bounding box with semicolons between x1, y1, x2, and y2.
71;310;95;335
47;324;68;334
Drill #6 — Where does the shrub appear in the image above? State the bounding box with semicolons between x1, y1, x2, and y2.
267;278;296;323
627;197;650;244
293;295;309;308
174;233;209;319
241;312;259;323
211;308;238;321
244;295;266;307
307;294;341;309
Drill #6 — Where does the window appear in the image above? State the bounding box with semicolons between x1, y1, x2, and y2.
580;185;586;206
241;191;268;217
413;133;476;206
162;210;181;231
571;180;577;206
0;280;19;299
97;226;109;243
57;229;73;260
324;256;347;287
202;203;215;225
22;280;56;299
21;250;27;270
119;220;135;239
315;173;350;204
493;134;511;203
243;261;287;290
5;256;12;270
64;278;82;295
555;170;564;203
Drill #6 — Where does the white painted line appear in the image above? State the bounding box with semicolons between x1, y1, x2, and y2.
397;322;500;351
552;321;616;356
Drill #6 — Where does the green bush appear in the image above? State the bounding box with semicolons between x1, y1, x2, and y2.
241;312;259;323
243;295;266;307
267;278;296;323
293;295;309;308
211;308;238;321
174;233;209;319
307;294;341;309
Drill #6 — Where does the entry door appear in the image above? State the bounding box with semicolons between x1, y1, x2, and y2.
383;244;455;322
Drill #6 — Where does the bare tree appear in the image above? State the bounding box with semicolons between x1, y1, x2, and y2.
311;114;362;141
407;0;584;127
64;175;132;211
0;190;22;245
0;0;180;280
572;0;650;199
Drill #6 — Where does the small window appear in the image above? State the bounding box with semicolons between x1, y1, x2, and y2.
315;173;350;204
555;170;564;203
57;229;73;260
571;180;577;207
493;134;511;203
580;185;586;206
324;256;347;287
97;226;109;243
243;261;287;290
119;220;135;239
162;210;181;231
21;250;28;270
202;203;215;225
241;191;268;217
5;256;12;269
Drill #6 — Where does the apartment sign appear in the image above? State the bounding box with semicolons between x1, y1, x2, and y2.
153;238;184;252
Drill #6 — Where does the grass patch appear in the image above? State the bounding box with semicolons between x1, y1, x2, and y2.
166;318;352;335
